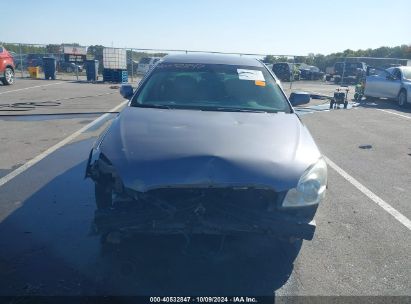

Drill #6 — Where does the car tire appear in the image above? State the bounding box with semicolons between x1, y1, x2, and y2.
398;90;407;107
95;181;113;209
2;68;14;85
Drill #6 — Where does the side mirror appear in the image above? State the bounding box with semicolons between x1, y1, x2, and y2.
289;91;310;105
120;84;134;99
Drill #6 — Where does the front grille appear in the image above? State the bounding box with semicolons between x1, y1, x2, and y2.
140;187;279;216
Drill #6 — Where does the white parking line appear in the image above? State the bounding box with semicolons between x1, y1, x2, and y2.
324;156;411;231
0;100;128;188
0;82;65;95
377;109;411;120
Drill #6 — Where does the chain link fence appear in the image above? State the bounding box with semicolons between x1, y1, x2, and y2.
2;42;312;83
2;42;408;86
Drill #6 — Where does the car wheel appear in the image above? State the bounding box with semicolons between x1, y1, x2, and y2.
398;90;407;107
95;181;113;209
2;68;14;85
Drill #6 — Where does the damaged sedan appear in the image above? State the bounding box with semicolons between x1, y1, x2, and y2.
86;54;327;242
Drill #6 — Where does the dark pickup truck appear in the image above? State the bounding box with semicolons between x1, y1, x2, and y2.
333;62;367;84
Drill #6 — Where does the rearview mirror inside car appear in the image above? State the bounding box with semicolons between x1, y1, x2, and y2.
120;84;134;99
289;91;311;105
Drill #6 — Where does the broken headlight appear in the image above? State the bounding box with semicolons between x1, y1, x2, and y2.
282;157;327;207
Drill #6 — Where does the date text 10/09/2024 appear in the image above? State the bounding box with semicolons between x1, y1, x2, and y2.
149;297;259;303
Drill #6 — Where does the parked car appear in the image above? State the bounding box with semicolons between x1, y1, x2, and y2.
272;62;300;81
58;61;83;73
86;54;327;244
136;56;161;74
364;66;411;107
0;46;15;85
26;53;44;67
299;65;324;80
127;59;139;74
333;62;367;84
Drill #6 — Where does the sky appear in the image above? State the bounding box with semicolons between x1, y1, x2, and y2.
2;0;410;56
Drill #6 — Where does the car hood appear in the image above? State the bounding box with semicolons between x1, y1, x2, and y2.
99;107;321;192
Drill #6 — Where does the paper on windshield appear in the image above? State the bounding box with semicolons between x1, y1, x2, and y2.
237;69;265;81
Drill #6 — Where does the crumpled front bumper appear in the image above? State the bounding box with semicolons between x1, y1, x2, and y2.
87;151;318;241
93;207;317;241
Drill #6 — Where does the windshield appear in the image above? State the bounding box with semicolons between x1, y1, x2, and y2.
131;63;291;113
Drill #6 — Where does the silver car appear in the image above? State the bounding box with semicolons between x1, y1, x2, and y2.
136;56;162;75
86;54;327;241
364;66;411;107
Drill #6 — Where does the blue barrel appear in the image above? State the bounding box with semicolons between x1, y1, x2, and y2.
86;60;99;81
43;57;56;80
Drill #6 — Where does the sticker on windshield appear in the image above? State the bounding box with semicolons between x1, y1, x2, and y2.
237;69;265;81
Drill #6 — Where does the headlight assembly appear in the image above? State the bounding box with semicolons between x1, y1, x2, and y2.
282;157;327;207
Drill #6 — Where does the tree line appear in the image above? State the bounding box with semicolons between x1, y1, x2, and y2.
263;45;411;70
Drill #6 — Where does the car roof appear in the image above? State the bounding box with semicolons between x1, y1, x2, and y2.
161;53;262;67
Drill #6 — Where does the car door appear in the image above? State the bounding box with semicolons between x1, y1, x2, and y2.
381;68;402;98
387;68;403;98
365;68;387;98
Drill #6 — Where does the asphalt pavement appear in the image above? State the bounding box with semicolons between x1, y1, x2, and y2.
0;78;410;299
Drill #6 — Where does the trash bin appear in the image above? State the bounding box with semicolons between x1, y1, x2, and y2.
43;57;57;80
85;60;99;81
28;66;40;78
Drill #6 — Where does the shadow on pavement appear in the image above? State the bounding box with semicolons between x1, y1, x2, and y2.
355;97;411;114
0;140;301;297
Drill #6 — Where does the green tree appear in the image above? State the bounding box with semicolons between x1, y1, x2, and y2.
46;44;61;54
262;55;276;63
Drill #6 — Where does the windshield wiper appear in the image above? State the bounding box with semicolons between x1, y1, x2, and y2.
214;107;272;113
133;103;172;109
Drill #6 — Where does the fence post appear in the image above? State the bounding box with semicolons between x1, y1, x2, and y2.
131;48;134;83
289;56;294;90
19;43;24;78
